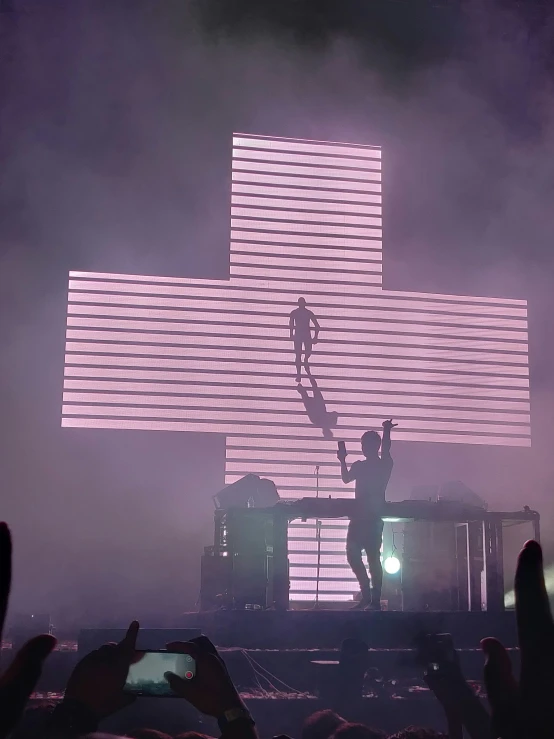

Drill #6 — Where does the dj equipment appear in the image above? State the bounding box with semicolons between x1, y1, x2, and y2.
213;475;280;509
203;508;275;610
274;497;489;522
206;497;539;612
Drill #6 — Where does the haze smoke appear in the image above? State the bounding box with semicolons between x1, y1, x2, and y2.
1;0;553;622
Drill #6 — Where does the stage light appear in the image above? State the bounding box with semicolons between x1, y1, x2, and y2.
505;562;554;608
384;556;401;575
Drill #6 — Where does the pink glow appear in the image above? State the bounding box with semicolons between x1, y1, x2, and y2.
232;183;382;203
63;342;528;377
231;244;383;261
67;284;525;314
233;134;381;159
65;323;527;354
231;207;382;226
231;196;382;214
61;416;531;447
65;329;528;362
64;366;530;401
62;133;532;603
232;161;382;183
68;273;525;307
232;149;381;170
66;299;526;331
229;266;382;283
232;171;382;192
62;393;529;426
65;306;527;342
231;219;381;240
63;353;529;390
66;375;532;402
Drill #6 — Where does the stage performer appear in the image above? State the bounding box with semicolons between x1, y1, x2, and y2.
337;419;397;610
289;297;320;382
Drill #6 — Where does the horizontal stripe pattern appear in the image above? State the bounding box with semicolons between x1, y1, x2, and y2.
66;288;528;327
62;380;529;410
231;196;382;215
67;274;526;311
68;298;527;342
64;342;528;378
63;367;530;402
62;133;531;603
232;183;382;204
62;393;529;425
233;134;381;159
64;332;528;366
61;404;529;435
60;417;531;447
64;355;529;391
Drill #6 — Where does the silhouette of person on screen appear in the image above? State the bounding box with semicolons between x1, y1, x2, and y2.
289;297;320;382
297;375;338;439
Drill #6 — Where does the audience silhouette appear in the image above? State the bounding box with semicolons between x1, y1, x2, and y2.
1;520;549;739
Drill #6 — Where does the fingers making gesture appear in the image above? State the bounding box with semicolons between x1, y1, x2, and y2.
0;523;57;739
63;620;140;720
482;540;554;739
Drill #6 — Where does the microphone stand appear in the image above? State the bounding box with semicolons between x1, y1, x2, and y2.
314;465;323;609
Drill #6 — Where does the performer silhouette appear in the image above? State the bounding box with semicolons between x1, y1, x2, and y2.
296;375;339;439
289;297;320;382
337;419;397;610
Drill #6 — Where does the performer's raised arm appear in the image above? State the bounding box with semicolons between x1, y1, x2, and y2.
337;442;355;483
381;418;397;460
343;426;396;610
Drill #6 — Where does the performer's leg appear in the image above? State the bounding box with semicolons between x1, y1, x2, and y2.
303;338;313;370
293;339;302;381
364;520;385;609
347;521;371;607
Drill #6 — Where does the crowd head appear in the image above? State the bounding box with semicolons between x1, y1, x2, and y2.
1;522;553;739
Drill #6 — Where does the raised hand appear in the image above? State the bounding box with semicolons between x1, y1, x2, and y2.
423;642;490;739
0;523;57;739
382;419;398;431
164;636;244;718
63;620;140;720
482;540;554;739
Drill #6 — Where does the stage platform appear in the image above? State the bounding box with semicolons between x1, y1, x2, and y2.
179;608;519;650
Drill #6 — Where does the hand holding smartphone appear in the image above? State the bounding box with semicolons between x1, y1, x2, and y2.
421;633;457;674
124;650;196;697
337;440;347;461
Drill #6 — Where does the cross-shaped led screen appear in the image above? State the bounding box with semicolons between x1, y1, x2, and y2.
62;133;530;601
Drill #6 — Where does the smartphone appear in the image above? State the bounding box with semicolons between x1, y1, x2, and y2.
338;440;346;456
124;650;196;697
422;633;456;672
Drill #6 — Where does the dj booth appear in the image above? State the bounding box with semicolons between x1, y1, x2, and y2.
203;477;540;612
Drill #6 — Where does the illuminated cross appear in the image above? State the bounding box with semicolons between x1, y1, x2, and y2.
62;133;530;602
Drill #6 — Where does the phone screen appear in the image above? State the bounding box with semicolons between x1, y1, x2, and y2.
124;650;195;697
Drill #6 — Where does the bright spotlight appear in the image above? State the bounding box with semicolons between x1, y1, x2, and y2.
384;556;401;575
